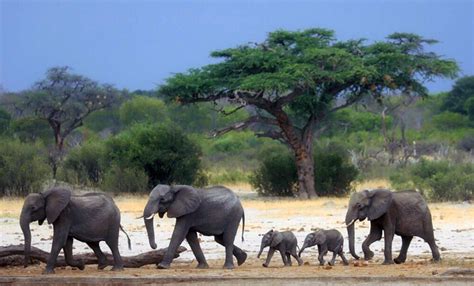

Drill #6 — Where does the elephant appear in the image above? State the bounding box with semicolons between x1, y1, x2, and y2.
143;184;247;269
257;230;303;267
345;189;440;265
299;229;349;266
20;187;131;274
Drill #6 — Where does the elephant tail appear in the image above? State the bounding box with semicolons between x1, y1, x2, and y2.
120;224;132;250
241;212;245;242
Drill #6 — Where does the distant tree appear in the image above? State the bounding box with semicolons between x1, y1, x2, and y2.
442;76;474;115
17;67;124;177
119;96;168;126
159;28;458;198
0;107;11;135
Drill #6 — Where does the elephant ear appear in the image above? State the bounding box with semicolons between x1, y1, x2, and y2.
42;188;71;224
167;185;201;218
367;189;393;221
271;232;283;248
314;231;327;245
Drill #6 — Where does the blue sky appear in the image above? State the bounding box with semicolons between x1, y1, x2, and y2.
1;0;473;92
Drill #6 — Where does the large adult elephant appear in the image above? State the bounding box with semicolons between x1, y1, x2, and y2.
20;187;130;274
143;184;247;269
345;189;440;264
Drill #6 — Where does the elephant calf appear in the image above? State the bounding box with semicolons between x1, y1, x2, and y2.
257;230;303;267
299;229;349;266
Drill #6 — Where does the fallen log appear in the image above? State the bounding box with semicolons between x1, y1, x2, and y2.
0;244;186;268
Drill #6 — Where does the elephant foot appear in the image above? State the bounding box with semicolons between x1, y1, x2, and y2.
223;262;234;270
382;260;394;265
328;261;335;266
157;262;171;269
431;257;441;263
262;263;269;268
343;261;349;266
196;262;209;269
364;250;374;260
236;251;247;266
297;259;303;266
42;268;55;275
97;263;108;270
111;266;124;271
394;257;406;264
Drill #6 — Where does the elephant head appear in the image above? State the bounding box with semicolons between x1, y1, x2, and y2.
20;187;71;267
257;230;283;258
345;189;392;259
143;185;201;249
299;230;325;257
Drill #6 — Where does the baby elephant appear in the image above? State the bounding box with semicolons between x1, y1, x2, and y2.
257;230;303;267
299;229;349;266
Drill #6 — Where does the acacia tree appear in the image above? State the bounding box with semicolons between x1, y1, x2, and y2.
19;67;124;176
159;28;458;198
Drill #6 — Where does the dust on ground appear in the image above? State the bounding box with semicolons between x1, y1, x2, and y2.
1;182;473;281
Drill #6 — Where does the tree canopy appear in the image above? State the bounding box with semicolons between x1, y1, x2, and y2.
158;28;458;198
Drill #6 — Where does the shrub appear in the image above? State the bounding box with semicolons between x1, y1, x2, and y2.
251;144;358;197
432;112;470;129
389;159;473;201
101;164;148;194
61;141;106;186
0;139;50;196
457;134;474;152
105;123;203;187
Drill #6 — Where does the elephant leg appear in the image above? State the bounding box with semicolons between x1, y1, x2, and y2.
87;242;108;269
44;226;69;274
291;247;303;266
427;238;441;262
279;247;289;266
362;225;382;260
63;237;84;270
328;251;336;266
394;235;413;264
222;229;238;269
186;231;208;269
105;235;124;271
215;235;247;266
159;221;189;269
263;248;275;267
286;253;292;266
339;249;349;266
382;228;395;265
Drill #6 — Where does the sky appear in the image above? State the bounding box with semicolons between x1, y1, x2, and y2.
1;0;473;93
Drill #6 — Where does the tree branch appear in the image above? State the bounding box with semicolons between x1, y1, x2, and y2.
210;115;278;137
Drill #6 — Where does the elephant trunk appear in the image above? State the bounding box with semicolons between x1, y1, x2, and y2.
347;222;360;260
20;210;31;267
257;244;265;258
299;243;307;257
143;202;158;249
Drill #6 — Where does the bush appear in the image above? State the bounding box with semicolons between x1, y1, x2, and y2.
390;159;473;201
251;144;358;197
101;164;148;194
61;141;106;186
105;123;203;187
432;112;470;129
0;139;50;196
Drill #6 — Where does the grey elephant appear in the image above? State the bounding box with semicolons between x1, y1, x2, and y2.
20;187;131;274
257;230;303;267
346;189;440;264
299;229;349;266
143;184;247;269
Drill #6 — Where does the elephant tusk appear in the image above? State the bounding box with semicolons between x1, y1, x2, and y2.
346;219;356;227
145;213;156;220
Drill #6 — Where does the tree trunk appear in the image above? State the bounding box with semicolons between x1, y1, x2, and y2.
294;147;317;199
0;244;186;268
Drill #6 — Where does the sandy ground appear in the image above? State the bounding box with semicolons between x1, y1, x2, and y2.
0;182;473;284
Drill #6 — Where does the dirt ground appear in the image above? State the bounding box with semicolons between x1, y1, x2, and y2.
1;182;473;284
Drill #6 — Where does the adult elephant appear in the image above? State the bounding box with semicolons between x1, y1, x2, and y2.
20;187;130;274
345;189;440;265
143;184;247;269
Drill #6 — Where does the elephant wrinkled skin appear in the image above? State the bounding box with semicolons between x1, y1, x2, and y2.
257;230;303;267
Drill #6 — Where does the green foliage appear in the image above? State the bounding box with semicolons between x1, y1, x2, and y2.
83;107;121;133
441;76;474;115
101;164;149;194
119;96;168;126
390;159;473;201
0;107;11;135
432;111;470;129
251;143;358;197
0;139;50;196
10;117;53;144
61;141;106;186
250;146;298;197
105;123;203;187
